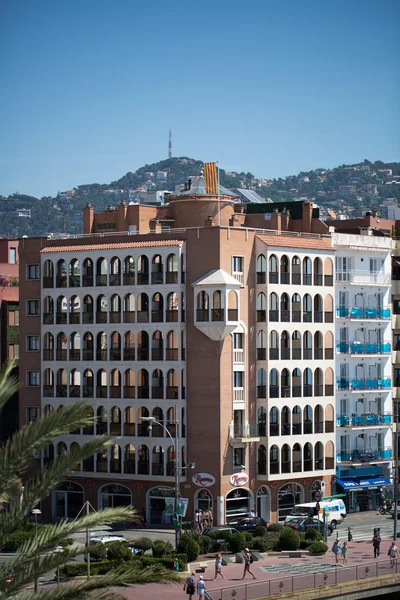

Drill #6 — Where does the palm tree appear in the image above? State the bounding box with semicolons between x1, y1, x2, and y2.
0;362;178;598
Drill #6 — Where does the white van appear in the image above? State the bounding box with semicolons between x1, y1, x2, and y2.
285;500;346;529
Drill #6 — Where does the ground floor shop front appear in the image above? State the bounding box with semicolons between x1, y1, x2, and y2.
335;465;391;513
40;474;333;525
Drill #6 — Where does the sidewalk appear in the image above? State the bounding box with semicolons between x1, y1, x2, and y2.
114;539;396;600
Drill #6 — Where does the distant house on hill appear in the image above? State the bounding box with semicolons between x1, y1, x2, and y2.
16;208;31;218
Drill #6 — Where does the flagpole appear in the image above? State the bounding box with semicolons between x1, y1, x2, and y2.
217;161;220;226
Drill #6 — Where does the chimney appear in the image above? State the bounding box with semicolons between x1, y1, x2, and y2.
302;202;313;233
270;209;282;233
83;202;94;234
281;208;290;231
117;200;127;231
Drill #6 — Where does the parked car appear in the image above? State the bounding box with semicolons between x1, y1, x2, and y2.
389;503;400;518
202;526;239;537
284;517;333;536
232;517;269;534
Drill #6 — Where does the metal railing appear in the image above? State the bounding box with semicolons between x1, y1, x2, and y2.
337;378;392;390
336;342;391;355
337;414;392;427
336;306;391;319
337;447;392;462
229;423;259;439
336;271;391;285
205;558;399;600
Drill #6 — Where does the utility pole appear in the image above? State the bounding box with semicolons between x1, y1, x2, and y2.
86;501;91;580
168;129;172;159
174;403;180;549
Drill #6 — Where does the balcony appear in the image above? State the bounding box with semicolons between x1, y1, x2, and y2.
43;277;53;288
96;274;107;286
123;311;135;323
82;312;94;324
109;274;121;286
43;385;54;397
56;313;67;325
256;272;266;284
229;424;260;442
337;447;392;463
43;349;54;361
351;378;391;391
137;273;149;285
82;275;94;286
69;275;80;287
69;350;80;361
233;387;244;402
232;272;244;285
336;306;391;320
56;349;67;361
109;311;121;323
233;349;244;363
166;309;178;322
82;349;94;360
123;273;135;285
166;348;178;361
96;311;107;324
43;312;54;325
123;386;135;398
69;313;80;325
336;271;391;285
337;342;392;355
166;271;178;284
337;414;392;427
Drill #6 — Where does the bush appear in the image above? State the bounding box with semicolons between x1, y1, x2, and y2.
268;523;284;533
219;530;233;542
152;540;167;558
60;538;74;547
2;531;32;552
89;544;107;561
198;535;212;554
133;537;153;552
140;556;186;570
107;542;134;562
254;525;268;538
305;528;322;541
278;528;300;551
252;538;269;552
229;533;246;554
185;539;200;562
299;538;313;550
60;560;119;577
244;532;253;544
308;541;328;555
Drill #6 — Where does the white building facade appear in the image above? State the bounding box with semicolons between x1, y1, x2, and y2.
333;232;393;511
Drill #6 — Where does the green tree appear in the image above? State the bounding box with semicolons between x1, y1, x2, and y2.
0;361;177;599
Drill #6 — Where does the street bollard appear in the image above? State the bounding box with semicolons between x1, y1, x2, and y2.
348;527;353;542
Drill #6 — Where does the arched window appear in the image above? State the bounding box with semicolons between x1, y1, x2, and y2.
314;368;323;396
96;369;108;398
291;293;301;322
324;331;334;360
325;404;334;434
303;368;313;397
96;257;107;286
197;291;209;322
292;331;301;360
167;369;179;399
166;330;178;361
110;332;121;361
151;369;164;399
315;404;324;434
303;257;312;285
212;291;224;321
281;443;291;474
99;484;131;508
56;368;67;397
137;293;149;323
304;405;313;435
257;292;267;322
83;294;94;324
56;296;67;324
314;294;323;323
269;255;278;283
151;407;164;437
152;293;164;323
138;331;149;361
292;256;301;285
315;441;324;470
124;370;135;399
280;255;290;284
268;292;278;322
269;445;279;475
124;407;135;437
325;367;334;396
166;292;179;322
269;407;279;436
53;482;84;519
43;368;54;397
257;368;267;398
69;368;81;397
83;258;94;286
43;259;54;288
138;445;150;475
110;294;122;323
303;331;312;360
304;442;313;471
281;406;290;435
43;296;54;325
83;368;94;399
82;332;93;361
256;254;266;283
138;369;150;399
281;368;290;397
152;445;165;476
123;256;135;285
166;253;179;284
96;294;107;324
325;440;335;470
313;258;323;286
257;445;267;474
314;331;323;360
151;255;163;285
96;331;107;361
69;259;80;287
293;443;302;472
324;258;334;286
228;291;238;321
226;488;252;521
257;407;266;437
110;443;122;473
137;255;149;285
69;295;80;325
56;259;67;288
123;293;135;323
303;294;312;322
43;332;54;361
268;330;278;360
281;331;290;360
124;444;136;474
292;405;302;435
292;368;301;397
152;331;163;361
269;368;279;398
278;483;303;521
280;293;290;322
110;368;122;397
324;294;334;323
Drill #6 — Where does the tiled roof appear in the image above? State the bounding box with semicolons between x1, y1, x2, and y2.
41;240;183;253
256;234;333;250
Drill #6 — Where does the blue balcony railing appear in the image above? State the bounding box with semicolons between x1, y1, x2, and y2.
337;447;392;463
336;343;350;353
337;379;350;390
350;378;391;390
336;306;391;320
337;415;350;426
337;414;392;427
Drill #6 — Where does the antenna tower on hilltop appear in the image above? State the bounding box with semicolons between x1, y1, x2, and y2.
168;129;172;159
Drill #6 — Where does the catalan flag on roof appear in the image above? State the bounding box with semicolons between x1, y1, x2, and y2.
204;162;218;195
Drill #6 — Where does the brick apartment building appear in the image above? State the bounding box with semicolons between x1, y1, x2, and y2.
18;178;337;524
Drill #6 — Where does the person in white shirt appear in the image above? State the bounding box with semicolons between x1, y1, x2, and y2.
197;575;206;599
388;541;399;567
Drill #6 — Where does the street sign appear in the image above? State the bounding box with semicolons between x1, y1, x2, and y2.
315;491;322;502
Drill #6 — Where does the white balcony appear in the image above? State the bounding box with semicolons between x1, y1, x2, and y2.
232;271;244;286
233;349;244;363
233;387;244;402
336;271;391;285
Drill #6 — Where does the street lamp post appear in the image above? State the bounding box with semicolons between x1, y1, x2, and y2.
394;403;399;540
54;547;64;585
142;406;194;549
31;508;42;593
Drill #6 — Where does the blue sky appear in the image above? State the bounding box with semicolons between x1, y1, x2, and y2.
0;0;399;198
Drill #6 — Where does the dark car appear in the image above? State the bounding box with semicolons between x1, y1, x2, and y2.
232;517;269;534
284;517;333;536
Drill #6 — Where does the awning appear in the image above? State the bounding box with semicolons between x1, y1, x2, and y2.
337;477;391;492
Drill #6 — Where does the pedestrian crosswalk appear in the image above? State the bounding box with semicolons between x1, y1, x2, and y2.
259;562;352;575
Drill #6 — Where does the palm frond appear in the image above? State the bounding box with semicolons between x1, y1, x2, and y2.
0;360;19;414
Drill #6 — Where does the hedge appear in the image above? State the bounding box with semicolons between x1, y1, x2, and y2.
277;528;300;551
198;535;212;554
152;540;167;558
60;554;187;578
254;525;268;538
305;528;322;541
229;533;246;554
308;541;328;555
267;523;284;533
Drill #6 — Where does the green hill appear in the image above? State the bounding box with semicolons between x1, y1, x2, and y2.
0;157;399;238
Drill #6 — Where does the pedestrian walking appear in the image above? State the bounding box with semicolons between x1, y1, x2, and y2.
372;532;381;558
341;541;348;565
183;572;196;598
332;539;342;565
241;548;256;580
197;575;206;599
195;510;201;532
173;557;180;572
388;541;399;568
214;552;225;580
